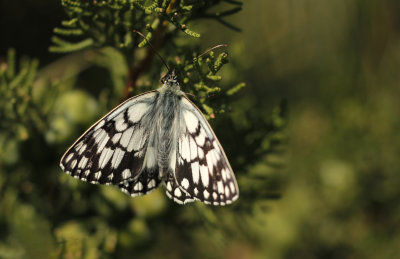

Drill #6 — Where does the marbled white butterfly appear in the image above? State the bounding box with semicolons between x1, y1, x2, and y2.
60;45;239;205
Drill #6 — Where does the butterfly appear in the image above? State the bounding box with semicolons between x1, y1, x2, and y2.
60;69;239;205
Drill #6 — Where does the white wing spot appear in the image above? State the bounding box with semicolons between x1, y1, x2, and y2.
181;178;189;189
144;147;156;168
127;126;144;152
200;165;209;187
167;181;172;191
211;150;220;167
111;148;124;169
122;169;131;179
70;159;77;169
78;156;88;169
230;182;235;193
169;150;176;171
99;147;113;169
74;141;83;151
107;173;114;181
191;161;200;184
127;102;148;123
65;153;74;163
78;144;87;155
232;195;238;202
134;182;143;191
225;186;230;197
213;192;218;200
114;113;128;131
184;110;198;133
148;179;156;189
174;188;182;197
97;131;110;151
181;135;190;161
226;169;232;179
221;169;227;181
184;198;194;204
120;127;134;148
194;187;199;196
198;148;204;160
206;152;216;169
111;133;122;144
203;190;210;199
217;181;224;194
94;129;105;144
189;137;197;160
110;93;154;116
195;129;206;146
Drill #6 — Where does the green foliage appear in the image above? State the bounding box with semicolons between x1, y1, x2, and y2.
49;0;245;115
50;0;242;52
0;49;39;142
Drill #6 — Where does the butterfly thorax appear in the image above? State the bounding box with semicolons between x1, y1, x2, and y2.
158;69;182;95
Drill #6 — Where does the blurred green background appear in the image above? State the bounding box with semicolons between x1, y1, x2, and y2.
1;0;400;258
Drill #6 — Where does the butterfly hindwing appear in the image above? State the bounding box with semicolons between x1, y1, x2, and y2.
118;167;162;197
168;97;239;205
165;172;195;204
60;91;158;186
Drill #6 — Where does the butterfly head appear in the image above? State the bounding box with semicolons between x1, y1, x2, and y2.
161;69;179;86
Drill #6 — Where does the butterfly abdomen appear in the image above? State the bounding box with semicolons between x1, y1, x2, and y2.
156;90;181;175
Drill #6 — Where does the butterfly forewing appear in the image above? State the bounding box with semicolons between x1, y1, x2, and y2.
60;91;157;188
167;97;239;205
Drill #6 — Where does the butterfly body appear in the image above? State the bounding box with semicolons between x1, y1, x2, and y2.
148;78;182;181
60;70;239;205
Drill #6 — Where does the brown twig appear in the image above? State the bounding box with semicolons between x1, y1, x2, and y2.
124;47;156;99
123;28;166;99
123;1;182;99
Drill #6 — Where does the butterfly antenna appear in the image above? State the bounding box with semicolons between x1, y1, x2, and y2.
133;30;170;72
196;44;228;60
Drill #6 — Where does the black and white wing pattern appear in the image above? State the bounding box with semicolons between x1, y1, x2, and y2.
60;69;239;206
117;167;162;197
60;91;161;196
166;96;239;205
